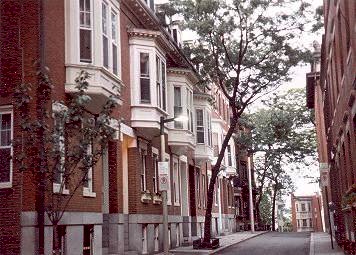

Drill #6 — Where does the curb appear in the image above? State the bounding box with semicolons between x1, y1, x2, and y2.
210;231;268;254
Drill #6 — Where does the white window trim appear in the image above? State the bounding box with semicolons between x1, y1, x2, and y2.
0;107;13;189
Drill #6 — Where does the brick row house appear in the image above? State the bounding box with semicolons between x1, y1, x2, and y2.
0;0;252;254
306;0;355;253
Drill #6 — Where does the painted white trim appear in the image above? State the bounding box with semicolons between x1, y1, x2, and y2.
53;183;70;195
121;123;135;137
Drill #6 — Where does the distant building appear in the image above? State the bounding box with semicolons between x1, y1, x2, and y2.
291;194;323;232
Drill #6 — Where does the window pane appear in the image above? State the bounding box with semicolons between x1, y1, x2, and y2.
80;0;84;11
140;53;149;76
102;3;107;35
103;36;108;68
113;44;118;75
111;12;117;41
174;87;181;106
80;29;92;62
85;0;90;12
0;148;11;182
1;113;11;130
140;78;151;103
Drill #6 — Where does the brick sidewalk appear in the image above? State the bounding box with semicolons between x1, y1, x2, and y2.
160;231;267;255
310;232;345;255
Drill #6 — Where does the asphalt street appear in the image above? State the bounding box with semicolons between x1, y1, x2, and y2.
219;232;311;255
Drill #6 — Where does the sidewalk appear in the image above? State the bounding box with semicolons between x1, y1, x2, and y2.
163;231;267;255
310;232;345;255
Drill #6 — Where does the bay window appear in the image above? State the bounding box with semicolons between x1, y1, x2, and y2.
174;87;183;129
80;0;92;63
0;109;12;188
140;53;150;103
196;109;204;143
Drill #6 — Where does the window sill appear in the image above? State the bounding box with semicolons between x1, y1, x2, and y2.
83;188;96;198
53;183;69;195
0;182;12;189
174;202;180;207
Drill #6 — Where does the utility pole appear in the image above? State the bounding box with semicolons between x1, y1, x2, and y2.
160;116;169;255
247;155;255;233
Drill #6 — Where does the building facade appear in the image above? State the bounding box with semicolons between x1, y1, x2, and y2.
306;0;355;253
291;194;323;232
0;0;247;254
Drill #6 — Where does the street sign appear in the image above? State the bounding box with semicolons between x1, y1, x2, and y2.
158;162;169;191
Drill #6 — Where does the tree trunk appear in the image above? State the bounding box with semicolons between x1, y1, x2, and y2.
202;117;238;246
271;186;278;231
53;223;60;255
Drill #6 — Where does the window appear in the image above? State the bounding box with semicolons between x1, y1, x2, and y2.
207;113;212;146
301;203;306;212
173;159;180;205
53;110;66;186
214;180;219;206
156;57;166;110
227;145;232;166
0;109;12;188
80;0;92;63
140;149;147;191
296;203;299;212
174;87;183;129
186;89;193;132
307;203;311;212
153;154;158;194
156;57;162;109
102;2;109;68
302;219;307;227
140;53;150;103
202;174;206;208
196;109;204;143
310;219;313;227
83;225;94;255
196;169;201;207
144;0;155;11
83;140;95;197
111;11;118;75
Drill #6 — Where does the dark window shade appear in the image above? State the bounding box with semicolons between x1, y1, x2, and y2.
103;36;109;68
80;29;92;62
113;44;118;75
140;78;150;103
0;148;10;182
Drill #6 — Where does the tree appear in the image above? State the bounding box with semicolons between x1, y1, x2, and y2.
244;88;316;230
165;0;312;245
14;68;118;254
259;191;272;228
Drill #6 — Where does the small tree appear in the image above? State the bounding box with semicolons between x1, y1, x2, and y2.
14;68;118;254
165;0;312;245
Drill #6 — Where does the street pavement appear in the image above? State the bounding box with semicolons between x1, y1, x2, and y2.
219;232;311;255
